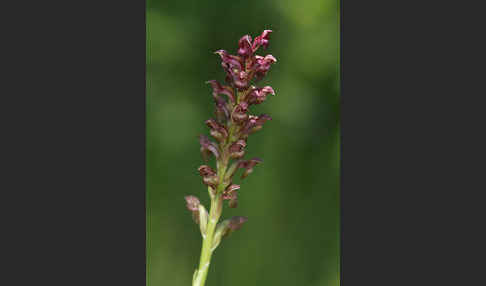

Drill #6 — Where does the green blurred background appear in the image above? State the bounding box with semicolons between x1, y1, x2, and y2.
147;0;340;285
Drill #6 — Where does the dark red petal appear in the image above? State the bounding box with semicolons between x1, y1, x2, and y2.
231;102;249;123
198;165;219;187
239;158;263;179
229;139;246;159
252;30;273;52
205;118;228;141
238;35;253;58
206;80;235;103
199;135;219;159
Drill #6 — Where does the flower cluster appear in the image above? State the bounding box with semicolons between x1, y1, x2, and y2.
196;30;277;209
185;30;277;286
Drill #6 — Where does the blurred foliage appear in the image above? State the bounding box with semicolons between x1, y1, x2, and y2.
147;0;340;285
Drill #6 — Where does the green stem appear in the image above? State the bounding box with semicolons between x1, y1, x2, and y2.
192;193;222;286
193;115;235;286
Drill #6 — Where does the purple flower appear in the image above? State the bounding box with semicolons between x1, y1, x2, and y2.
206;80;235;104
237;35;253;58
231;102;249;123
215;50;248;89
240;114;272;135
213;96;230;122
214;31;276;90
205;118;228;142
238;158;263;179
223;184;240;208
253;55;277;81
199;135;219;161
191;30;276;212
198;165;219;187
186;31;279;285
215;50;243;71
245;85;275;105
252;30;272;51
229;139;246;159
